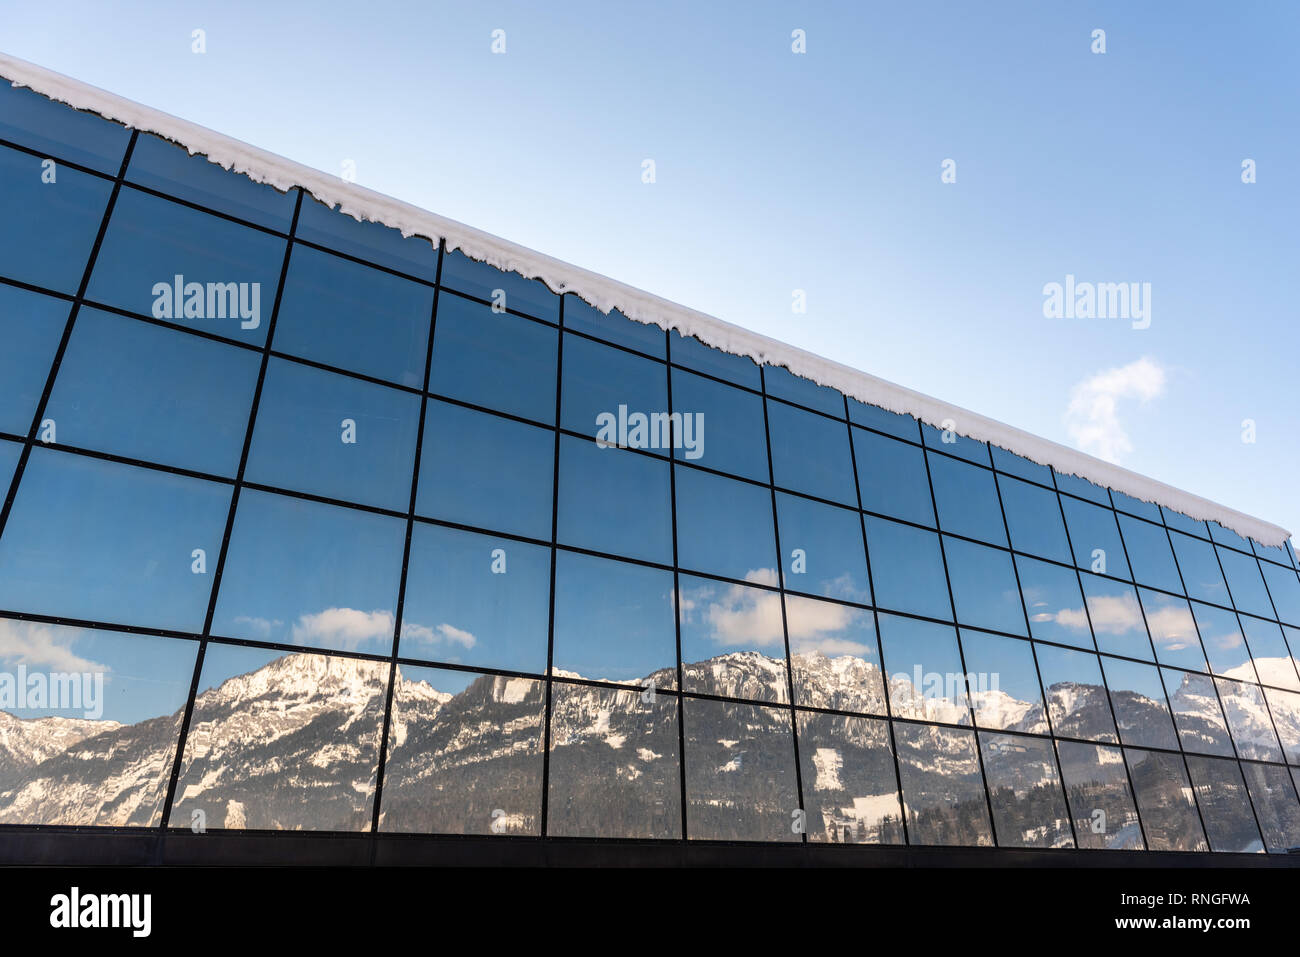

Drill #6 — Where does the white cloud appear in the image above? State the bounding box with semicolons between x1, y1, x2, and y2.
1065;357;1166;463
400;621;477;649
0;619;108;672
291;608;393;650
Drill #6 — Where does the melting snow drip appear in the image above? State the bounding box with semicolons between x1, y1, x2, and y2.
0;52;1289;546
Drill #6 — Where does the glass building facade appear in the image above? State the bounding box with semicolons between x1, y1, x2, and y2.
2;81;1300;859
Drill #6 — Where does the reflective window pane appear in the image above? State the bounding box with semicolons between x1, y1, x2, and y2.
1260;560;1300;626
1035;644;1117;743
1193;601;1256;682
1240;761;1300;853
764;365;842;418
893;723;993;846
564;297;663;356
295;197;438;281
1139;588;1207;672
1209;521;1252;553
979;732;1073;848
959;631;1048;734
1162;506;1208;539
945;537;1026;636
669;367;767;482
0;284;67;435
1054;472;1110;506
788;596;883;715
1218;547;1274;619
1055;740;1143;850
766;399;856;505
668;330;760;389
776;493;868;603
1163;667;1236;757
1101;656;1179;750
879;615;969;724
854;428;934;526
797;711;905;844
678;573;788;703
558;437;672;565
675;466;777;581
990;445;1052;486
440;248;557;322
1080;572;1151;659
1060;496;1131;579
1016;555;1090;648
864;518;951;621
998;474;1071;564
1186;755;1264;853
1215;677;1283;762
1118;514;1182;594
1125;748;1207;852
1110;490;1162;524
1239;614;1300;691
920;425;990;466
928;452;1006;546
847;399;919;442
0;84;130;173
0;440;19;492
561;333;667;448
1169;530;1229;605
1263;686;1300;764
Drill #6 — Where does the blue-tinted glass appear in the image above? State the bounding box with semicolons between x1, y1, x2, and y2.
678;573;788;703
1110;490;1162;523
1053;471;1110;505
0;284;68;435
1060;496;1131;579
1260;561;1300;626
213;489;405;651
274;244;433;387
0;145;112;293
439;249;557;322
928;452;1007;546
1169;530;1229;605
1214;678;1283;762
863;517;951;621
1161;506;1208;539
989;445;1052;485
428;292;557;423
766;399;856;505
1139;588;1207;672
997;473;1071;563
552;550;676;686
295;198;438;281
920;423;990;466
1253;538;1296;568
853;427;934;525
764;365;843;417
1266;682;1300;764
944;536;1025;636
1118;513;1183;594
1217;547;1274;619
1056;740;1143;850
669;367;767;481
1015;554;1091;648
126;134;296;231
1162;667;1235;757
667;330;761;389
775;493;869;603
879;615;969;723
1035;645;1118;743
1101;657;1178;750
1239;615;1300;691
846;399;920;441
787;595;884;714
1208;521;1252;553
400;523;551;673
561;333;668;450
1186;757;1264;854
245;358;419;510
0;450;229;631
0;440;19;492
1192;602;1256;682
88;187;286;345
557;436;672;565
958;631;1049;734
0;84;130;174
46;309;259;476
1079;572;1151;659
416;400;553;541
564;296;664;356
674;466;777;581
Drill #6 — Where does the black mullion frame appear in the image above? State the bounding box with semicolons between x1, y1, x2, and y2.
664;329;691;842
538;295;565;837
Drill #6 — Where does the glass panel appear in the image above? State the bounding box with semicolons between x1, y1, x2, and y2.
1262;687;1300;764
378;666;544;834
1216;547;1274;619
45;308;259;476
0;145;112;294
172;646;387;831
1060;496;1131;579
766;399;856;505
1055;740;1143;850
0;284;67;435
1215;677;1284;761
853;428;934;526
552;550;676;687
879;615;970;724
1253;538;1296;568
0;440;19;492
557;436;672;565
547;680;681;839
1162;667;1235;757
211;489;405;653
1054;472;1110;505
561;333;668;450
399;523;551;674
846;399;919;442
893;723;993;846
1016;555;1091;648
1118;514;1183;594
1193;602;1256;682
0;450;230;631
274;244;433;387
989;446;1053;486
998;474;1071;564
0;622;194;826
295;197;438;281
1239;614;1300;691
674;466;777;581
244;358;420;510
1139;588;1207;672
959;631;1049;734
920;424;990;466
668;330;761;389
863;518;951;621
1080;572;1150;659
415;399;554;541
1260;560;1300;626
669;366;768;482
1035;644;1118;743
797;711;905;844
1110;490;1162;523
428;292;557;423
928;452;1006;546
775;493;869;603
678;573;788;704
1169;530;1229;605
1124;748;1207;852
1185;755;1264;853
979;732;1073;848
945;537;1026;635
1240;761;1300;853
126;133;297;231
682;698;800;842
1209;521;1252;553
1161;506;1208;538
763;365;842;417
563;297;664;356
439;248;557;322
1100;656;1179;750
788;596;884;715
88;187;286;345
0;84;130;174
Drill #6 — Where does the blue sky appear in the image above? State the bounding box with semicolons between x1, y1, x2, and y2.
4;1;1295;541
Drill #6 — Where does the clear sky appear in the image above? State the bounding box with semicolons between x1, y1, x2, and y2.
3;0;1297;547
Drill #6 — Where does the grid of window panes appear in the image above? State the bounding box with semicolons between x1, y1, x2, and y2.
2;84;1300;852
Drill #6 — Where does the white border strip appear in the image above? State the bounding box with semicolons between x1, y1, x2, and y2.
1;52;1289;547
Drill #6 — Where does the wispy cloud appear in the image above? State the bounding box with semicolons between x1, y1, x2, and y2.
1065;357;1166;463
291;608;393;650
0;619;108;672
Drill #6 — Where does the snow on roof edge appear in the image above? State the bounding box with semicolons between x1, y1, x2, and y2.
2;52;1290;548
